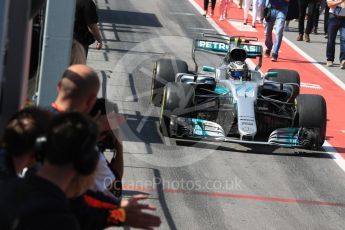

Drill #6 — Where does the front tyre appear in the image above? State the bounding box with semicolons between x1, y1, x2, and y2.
160;83;194;137
151;58;188;106
295;94;327;149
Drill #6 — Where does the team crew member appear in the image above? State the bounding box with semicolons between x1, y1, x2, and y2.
70;192;161;230
326;0;345;68
74;0;102;56
0;112;99;229
0;107;52;183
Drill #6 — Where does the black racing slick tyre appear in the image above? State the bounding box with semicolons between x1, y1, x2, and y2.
160;83;194;137
267;69;300;85
267;68;300;101
151;58;188;106
296;94;327;148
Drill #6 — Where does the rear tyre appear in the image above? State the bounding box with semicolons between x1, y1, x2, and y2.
160;83;194;137
267;69;300;85
151;58;188;106
295;94;327;148
267;69;300;99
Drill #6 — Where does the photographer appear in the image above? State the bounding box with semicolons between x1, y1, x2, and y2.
89;98;125;197
50;64;161;229
50;64;118;198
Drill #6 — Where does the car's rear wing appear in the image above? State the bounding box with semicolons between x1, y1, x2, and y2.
200;33;258;43
194;39;263;58
192;33;263;71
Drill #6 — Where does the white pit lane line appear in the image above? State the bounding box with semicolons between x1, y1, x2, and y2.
188;0;345;173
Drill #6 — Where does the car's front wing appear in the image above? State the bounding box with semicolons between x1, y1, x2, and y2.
169;116;321;149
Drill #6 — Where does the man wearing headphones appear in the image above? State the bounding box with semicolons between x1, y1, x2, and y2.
0;107;52;184
0;112;99;229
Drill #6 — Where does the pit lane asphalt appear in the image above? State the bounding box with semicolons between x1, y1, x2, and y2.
88;0;345;229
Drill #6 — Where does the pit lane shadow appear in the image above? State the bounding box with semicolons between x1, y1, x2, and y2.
175;139;333;159
122;166;178;230
121;112;163;145
274;58;326;64
99;10;162;28
122;190;150;197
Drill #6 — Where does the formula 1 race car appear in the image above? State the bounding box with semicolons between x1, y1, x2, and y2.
150;33;327;150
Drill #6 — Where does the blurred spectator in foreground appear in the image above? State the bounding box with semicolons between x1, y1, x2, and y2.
264;0;290;61
70;191;161;230
74;0;102;57
51;64;118;197
51;64;161;229
0;112;99;229
325;0;345;68
0;107;52;183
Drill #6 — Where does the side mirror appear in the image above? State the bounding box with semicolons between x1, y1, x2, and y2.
202;66;216;73
265;71;278;78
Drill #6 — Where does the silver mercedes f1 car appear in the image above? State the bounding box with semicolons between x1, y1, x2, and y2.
151;33;327;150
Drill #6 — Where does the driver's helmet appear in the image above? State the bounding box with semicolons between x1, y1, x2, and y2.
226;61;249;80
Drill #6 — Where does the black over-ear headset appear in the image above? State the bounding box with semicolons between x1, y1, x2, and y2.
35;136;47;162
35;112;99;176
72;120;99;175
